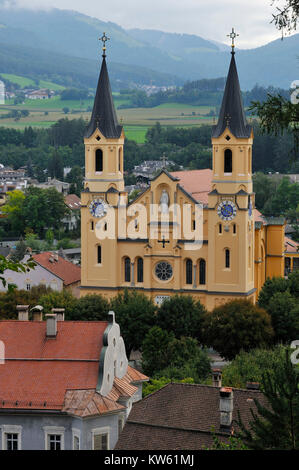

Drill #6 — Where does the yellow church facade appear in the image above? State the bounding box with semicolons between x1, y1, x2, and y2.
80;41;298;310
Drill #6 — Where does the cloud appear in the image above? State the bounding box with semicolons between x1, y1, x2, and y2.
1;0;285;48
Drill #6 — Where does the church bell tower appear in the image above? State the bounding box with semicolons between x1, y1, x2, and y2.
81;34;125;296
207;29;255;307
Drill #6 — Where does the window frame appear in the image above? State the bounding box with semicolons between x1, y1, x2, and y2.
2;426;22;450
137;258;144;283
185;259;193;285
43;426;65;451
224;148;233;174
91;427;110;451
199;259;206;285
72;428;81;451
124;257;131;282
95;148;103;173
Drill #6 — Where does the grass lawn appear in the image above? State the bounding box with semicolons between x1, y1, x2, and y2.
124;126;149;143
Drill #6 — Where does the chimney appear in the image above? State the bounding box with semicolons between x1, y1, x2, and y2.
212;369;222;387
31;305;43;322
220;387;233;431
52;308;65;322
17;305;29;321
46;314;57;338
246;382;260;391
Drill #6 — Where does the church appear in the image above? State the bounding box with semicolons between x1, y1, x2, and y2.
80;34;298;311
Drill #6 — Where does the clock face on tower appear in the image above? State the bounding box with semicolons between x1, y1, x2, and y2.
217;200;237;221
89;198;108;218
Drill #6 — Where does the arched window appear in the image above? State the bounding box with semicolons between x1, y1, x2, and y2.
124;257;131;282
224;149;232;173
219;224;222;234
186;259;193;285
95;149;103;172
199;259;206;285
225;249;230;269
119;148;122;172
137;258;143;283
233;224;236;234
97;245;102;264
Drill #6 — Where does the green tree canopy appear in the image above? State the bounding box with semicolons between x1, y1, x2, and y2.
236;349;299;450
109;289;157;357
156;295;206;343
202;300;274;361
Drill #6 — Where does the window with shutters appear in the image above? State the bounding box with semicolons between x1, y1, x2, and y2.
92;430;109;450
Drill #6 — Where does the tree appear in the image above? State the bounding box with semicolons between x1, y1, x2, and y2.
141;326;175;376
222;345;288;389
156;295;206;343
236;349;299;450
66;165;84;197
109;290;156;357
249;1;299;158
267;291;299;343
142;326;211;379
10;237;27;262
38;290;78;318
271;0;299;34
202;300;274;361
257;276;289;310
1;190;25;233
67;294;109;321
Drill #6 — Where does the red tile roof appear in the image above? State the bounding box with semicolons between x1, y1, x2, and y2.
33;252;81;286
171;169;213;205
0;320;148;415
65;194;81;210
284;236;299;253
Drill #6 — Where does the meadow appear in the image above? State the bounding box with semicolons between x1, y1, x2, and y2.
0;91;216;142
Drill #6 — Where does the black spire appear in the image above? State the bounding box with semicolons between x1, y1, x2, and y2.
212;51;251;139
85;41;122;139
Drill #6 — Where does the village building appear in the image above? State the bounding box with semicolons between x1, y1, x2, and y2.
115;377;266;450
0;310;148;450
0;252;81;297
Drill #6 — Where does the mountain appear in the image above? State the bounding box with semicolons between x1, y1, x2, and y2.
0;5;297;89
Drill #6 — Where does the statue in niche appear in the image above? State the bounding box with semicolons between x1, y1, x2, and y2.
160;190;169;214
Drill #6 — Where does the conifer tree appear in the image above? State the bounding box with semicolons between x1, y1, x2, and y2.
236;349;299;450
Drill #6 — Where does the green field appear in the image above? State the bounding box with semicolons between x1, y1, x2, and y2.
0;73;65;91
0;98;217;141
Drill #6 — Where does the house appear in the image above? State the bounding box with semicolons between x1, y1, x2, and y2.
116;373;266;450
0;310;148;450
32;178;70;194
0;252;81;297
63;194;81;231
25;89;51;100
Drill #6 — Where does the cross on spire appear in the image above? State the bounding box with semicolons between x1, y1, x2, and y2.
227;28;239;54
100;32;110;57
160;152;168;169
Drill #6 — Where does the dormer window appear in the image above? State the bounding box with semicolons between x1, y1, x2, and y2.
224;149;232;173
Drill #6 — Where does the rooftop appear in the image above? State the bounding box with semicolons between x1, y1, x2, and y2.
32;252;81;286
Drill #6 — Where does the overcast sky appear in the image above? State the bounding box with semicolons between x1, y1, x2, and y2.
3;0;292;49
